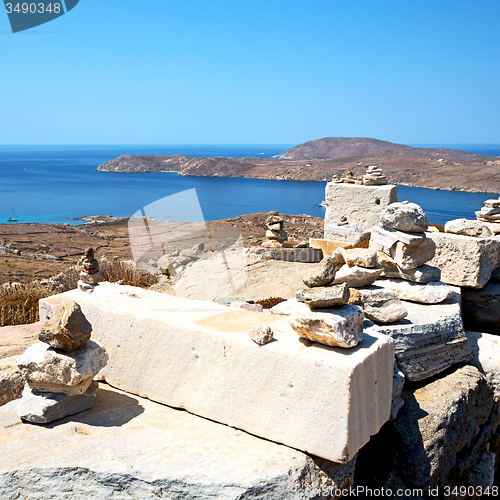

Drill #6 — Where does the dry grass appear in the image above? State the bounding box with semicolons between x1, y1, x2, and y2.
0;282;49;326
0;259;160;327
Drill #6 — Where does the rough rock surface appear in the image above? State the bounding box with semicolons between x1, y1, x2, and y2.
39;301;92;352
0;384;358;500
295;283;349;309
376;291;473;381
40;284;395;464
0;357;23;407
341;248;378;268
289;305;364;348
309;238;353;257
391;363;405;420
333;264;384;288
17;340;108;388
467;331;500;399
391;366;499;489
324;223;370;247
445;218;492;237
462;282;500;328
377;251;441;283
379;201;428;233
248;323;274;345
324;182;397;231
426;232;500;288
374;279;454;304
370;225;426;253
359;287;407;324
390;238;436;270
16;381;98;424
303;256;336;287
243;247;322;263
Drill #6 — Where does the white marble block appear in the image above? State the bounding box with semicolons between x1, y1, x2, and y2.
324;182;397;231
40;283;395;464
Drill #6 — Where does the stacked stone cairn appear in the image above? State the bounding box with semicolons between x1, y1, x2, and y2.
476;197;500;224
362;166;388;186
369;201;442;284
290;256;364;348
15;301;108;424
369;201;455;304
261;211;291;248
78;247;102;293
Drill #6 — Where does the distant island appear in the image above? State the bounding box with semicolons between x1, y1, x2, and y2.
96;137;500;193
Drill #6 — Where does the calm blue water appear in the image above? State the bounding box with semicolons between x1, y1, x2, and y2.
0;144;499;227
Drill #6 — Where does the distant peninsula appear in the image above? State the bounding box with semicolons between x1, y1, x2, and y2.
96;137;500;193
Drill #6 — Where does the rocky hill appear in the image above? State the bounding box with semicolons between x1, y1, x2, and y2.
96;138;500;193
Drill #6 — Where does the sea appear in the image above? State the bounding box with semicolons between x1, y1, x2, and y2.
1;144;499;227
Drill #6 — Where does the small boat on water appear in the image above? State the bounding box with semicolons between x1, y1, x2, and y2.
319;201;327;207
6;208;17;222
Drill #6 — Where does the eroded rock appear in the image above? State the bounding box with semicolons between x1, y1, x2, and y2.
248;324;274;345
295;283;349;309
333;264;384;288
359;287;407;324
379;202;428;233
289;305;364;348
39;301;92;352
303;256;336;287
374;279;454;304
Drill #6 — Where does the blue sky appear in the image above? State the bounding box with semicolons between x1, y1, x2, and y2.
1;0;499;145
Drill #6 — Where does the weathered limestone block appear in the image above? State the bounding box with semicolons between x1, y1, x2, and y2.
309;238;352;257
289;305;364;348
17;341;108;388
390;238;436;270
38;301;92;352
359;287;407;324
27;376;94;396
324;182;397;231
40;284;395;463
445;218;492;237
374;279;454;304
16;380;98;424
379;202;428;233
324;223;370;247
391;365;499;490
303;256;336;287
462;282;500;328
0;384;358;500
0;357;23;407
243;247;322;263
376;291;473;381
391;363;405;420
333;264;384;288
426;232;500;288
379;250;441;283
341;248;378;268
467;331;500;399
370;225;425;254
295;283;349;309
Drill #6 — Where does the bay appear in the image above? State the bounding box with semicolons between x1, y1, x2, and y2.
0;144;499;227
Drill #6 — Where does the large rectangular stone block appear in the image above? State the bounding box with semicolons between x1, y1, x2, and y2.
375;290;472;382
324;183;397;231
40;283;395;463
426;232;500;288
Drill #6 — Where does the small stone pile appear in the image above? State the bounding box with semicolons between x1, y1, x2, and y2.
369;201;439;283
261;211;290;248
362;166;388;186
15;301;108;424
340;171;364;185
370;201;454;305
476;198;500;224
289;257;364;348
332;248;385;288
78;247;102;293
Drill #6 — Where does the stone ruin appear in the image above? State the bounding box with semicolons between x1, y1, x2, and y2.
2;187;500;497
15;301;108;424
